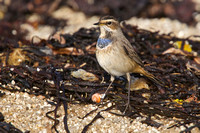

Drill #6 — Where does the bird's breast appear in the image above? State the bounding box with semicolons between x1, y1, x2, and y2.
96;43;134;77
97;38;112;49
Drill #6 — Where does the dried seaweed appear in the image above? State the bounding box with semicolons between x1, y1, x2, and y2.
81;112;104;133
0;21;200;133
81;105;115;133
0;112;27;133
0;122;24;133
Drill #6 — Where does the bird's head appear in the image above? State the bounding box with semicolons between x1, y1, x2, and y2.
94;16;122;37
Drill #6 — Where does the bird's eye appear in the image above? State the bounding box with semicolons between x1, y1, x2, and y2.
107;22;112;25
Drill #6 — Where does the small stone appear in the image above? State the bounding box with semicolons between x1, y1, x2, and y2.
11;80;15;85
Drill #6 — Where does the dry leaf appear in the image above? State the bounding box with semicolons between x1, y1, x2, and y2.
79;63;86;67
8;48;30;66
51;31;66;44
53;47;84;55
128;78;149;91
162;47;186;56
186;61;200;75
64;63;71;68
85;42;96;54
194;57;200;64
184;94;198;103
71;69;99;81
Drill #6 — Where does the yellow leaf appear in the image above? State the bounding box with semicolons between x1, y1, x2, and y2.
173;99;183;105
173;41;192;52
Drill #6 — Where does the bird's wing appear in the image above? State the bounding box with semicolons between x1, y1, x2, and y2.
121;39;144;67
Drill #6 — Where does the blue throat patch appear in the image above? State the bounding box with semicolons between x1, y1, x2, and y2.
97;38;112;48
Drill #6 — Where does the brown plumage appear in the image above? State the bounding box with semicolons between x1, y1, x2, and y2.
94;16;163;113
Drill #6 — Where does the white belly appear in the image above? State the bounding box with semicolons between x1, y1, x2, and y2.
96;45;134;77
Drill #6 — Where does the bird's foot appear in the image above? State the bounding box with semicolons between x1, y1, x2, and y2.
123;102;131;114
99;94;105;104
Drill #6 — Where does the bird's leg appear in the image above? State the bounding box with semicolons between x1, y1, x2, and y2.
123;73;131;114
101;75;115;100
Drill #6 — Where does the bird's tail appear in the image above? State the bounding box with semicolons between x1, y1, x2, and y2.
135;66;164;86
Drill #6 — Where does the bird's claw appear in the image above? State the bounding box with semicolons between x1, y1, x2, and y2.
123;103;131;114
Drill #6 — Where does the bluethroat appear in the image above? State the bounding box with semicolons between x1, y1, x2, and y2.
94;16;162;112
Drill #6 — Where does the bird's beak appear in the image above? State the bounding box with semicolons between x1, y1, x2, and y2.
93;22;100;25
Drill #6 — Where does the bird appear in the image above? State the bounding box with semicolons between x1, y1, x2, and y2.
94;16;163;112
